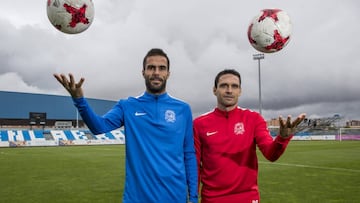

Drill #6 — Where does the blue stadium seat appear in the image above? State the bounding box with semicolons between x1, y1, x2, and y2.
63;130;76;140
33;130;45;139
22;130;31;141
0;130;9;141
104;132;116;140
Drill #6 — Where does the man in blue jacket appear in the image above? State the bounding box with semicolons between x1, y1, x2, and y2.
54;48;198;203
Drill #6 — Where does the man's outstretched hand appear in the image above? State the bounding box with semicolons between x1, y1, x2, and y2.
279;113;306;138
54;73;85;98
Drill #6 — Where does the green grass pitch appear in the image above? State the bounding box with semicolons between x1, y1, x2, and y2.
0;141;359;203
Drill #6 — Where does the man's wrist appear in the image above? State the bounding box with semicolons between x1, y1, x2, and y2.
279;134;293;139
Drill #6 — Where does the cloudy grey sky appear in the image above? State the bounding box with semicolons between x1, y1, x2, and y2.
0;0;359;121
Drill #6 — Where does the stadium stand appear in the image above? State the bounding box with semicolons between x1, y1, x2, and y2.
0;91;117;127
0;129;125;147
1;91;359;147
0;91;126;147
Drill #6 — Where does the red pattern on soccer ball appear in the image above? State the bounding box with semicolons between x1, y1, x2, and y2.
63;4;90;28
258;9;281;22
266;30;290;51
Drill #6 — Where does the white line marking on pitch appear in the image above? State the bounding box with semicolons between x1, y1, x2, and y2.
259;161;360;173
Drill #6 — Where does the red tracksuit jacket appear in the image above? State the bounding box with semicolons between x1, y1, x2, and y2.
193;107;292;203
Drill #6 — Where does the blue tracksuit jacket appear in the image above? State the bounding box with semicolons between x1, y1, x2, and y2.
73;92;198;203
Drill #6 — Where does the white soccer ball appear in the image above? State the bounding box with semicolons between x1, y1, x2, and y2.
247;9;292;53
47;0;95;34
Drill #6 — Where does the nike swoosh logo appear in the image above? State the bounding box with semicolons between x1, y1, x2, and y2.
135;112;147;116
206;131;218;136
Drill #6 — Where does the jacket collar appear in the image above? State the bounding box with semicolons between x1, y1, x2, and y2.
214;106;240;117
142;91;169;101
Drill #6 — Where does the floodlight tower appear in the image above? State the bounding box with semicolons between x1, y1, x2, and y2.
253;53;265;115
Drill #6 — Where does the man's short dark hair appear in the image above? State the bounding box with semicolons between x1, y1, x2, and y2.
214;69;241;88
143;48;170;70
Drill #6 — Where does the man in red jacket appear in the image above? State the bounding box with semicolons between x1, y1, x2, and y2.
193;69;305;203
